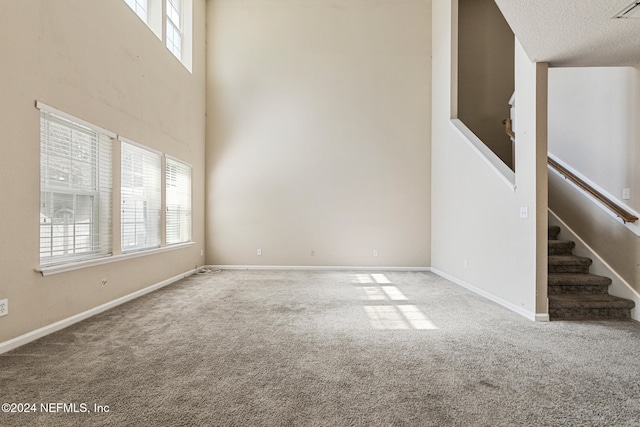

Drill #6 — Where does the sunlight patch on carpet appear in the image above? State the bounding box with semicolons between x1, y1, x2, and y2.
364;305;437;330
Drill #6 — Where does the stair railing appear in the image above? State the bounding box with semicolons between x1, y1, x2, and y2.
502;99;638;224
546;158;638;224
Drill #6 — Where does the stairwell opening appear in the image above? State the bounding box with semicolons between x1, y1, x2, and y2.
457;0;515;170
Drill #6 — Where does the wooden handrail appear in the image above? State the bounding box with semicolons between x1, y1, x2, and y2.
501;115;635;223
548;157;638;224
502;118;515;139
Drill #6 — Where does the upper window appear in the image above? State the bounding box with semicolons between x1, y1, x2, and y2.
125;0;149;23
121;140;162;252
165;157;192;245
166;0;183;60
122;0;192;71
39;105;113;266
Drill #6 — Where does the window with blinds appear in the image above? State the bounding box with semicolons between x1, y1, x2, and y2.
166;0;183;60
121;140;162;252
39;109;113;266
166;157;192;245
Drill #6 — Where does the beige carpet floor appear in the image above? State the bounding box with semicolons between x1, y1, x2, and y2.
1;270;640;426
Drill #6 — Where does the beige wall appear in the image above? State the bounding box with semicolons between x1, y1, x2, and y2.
458;0;514;169
548;66;640;293
431;0;547;320
206;0;432;267
0;1;206;344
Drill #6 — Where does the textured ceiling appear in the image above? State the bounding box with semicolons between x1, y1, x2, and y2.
494;0;640;66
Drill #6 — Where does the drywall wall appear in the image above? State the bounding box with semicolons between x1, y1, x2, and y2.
458;0;514;169
0;1;206;344
431;0;548;320
549;67;640;212
548;66;640;293
206;0;432;267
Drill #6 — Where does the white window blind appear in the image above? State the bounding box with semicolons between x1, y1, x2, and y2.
165;157;192;245
40;110;113;266
125;0;149;22
121;141;161;252
166;0;182;59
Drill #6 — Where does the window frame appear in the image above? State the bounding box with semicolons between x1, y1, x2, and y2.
165;0;183;60
37;102;115;267
124;0;149;23
165;155;192;245
120;138;163;253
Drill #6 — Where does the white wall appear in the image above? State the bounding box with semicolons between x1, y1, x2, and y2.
431;0;548;320
548;66;640;293
0;1;206;344
549;67;640;211
206;0;432;267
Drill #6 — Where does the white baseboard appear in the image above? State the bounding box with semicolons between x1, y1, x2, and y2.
207;265;432;272
0;268;196;355
549;209;640;322
535;313;550;322
431;268;546;322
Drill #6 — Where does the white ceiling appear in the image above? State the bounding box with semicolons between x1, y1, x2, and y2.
493;0;640;67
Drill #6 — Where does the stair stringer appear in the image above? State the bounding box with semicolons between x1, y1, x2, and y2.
549;209;640;321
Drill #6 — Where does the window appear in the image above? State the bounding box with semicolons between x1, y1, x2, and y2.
39;106;113;266
123;0;192;71
125;0;149;22
166;0;183;60
165;157;192;244
121;140;162;252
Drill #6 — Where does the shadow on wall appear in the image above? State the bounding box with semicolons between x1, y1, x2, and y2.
457;0;515;170
549;172;640;295
548;66;640;295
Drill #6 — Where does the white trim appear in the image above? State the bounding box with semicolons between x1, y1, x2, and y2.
0;268;196;355
36;101;117;139
548;153;640;236
208;265;431;272
430;268;541;322
165;154;193;169
37;242;195;276
450;119;516;191
549;209;640;321
119;136;163;155
535;314;550;322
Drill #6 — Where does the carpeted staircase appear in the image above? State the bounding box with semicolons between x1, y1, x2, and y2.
548;225;635;320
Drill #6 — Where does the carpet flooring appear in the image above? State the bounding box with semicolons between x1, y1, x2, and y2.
1;270;640;426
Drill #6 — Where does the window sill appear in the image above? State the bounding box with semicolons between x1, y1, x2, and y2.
36;242;195;276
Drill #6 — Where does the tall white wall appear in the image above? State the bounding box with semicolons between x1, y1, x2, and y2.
549;67;640;212
206;0;432;267
0;1;207;344
548;66;640;293
431;0;548;320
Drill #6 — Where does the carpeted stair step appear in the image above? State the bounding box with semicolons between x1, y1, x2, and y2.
548;273;611;295
548;255;592;274
548;225;561;240
548;240;576;256
548;294;635;320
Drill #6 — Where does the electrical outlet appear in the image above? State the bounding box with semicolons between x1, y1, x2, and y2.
101;279;107;287
519;207;528;219
200;249;204;257
373;249;379;257
623;188;631;200
464;259;468;269
0;299;8;317
257;249;262;256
